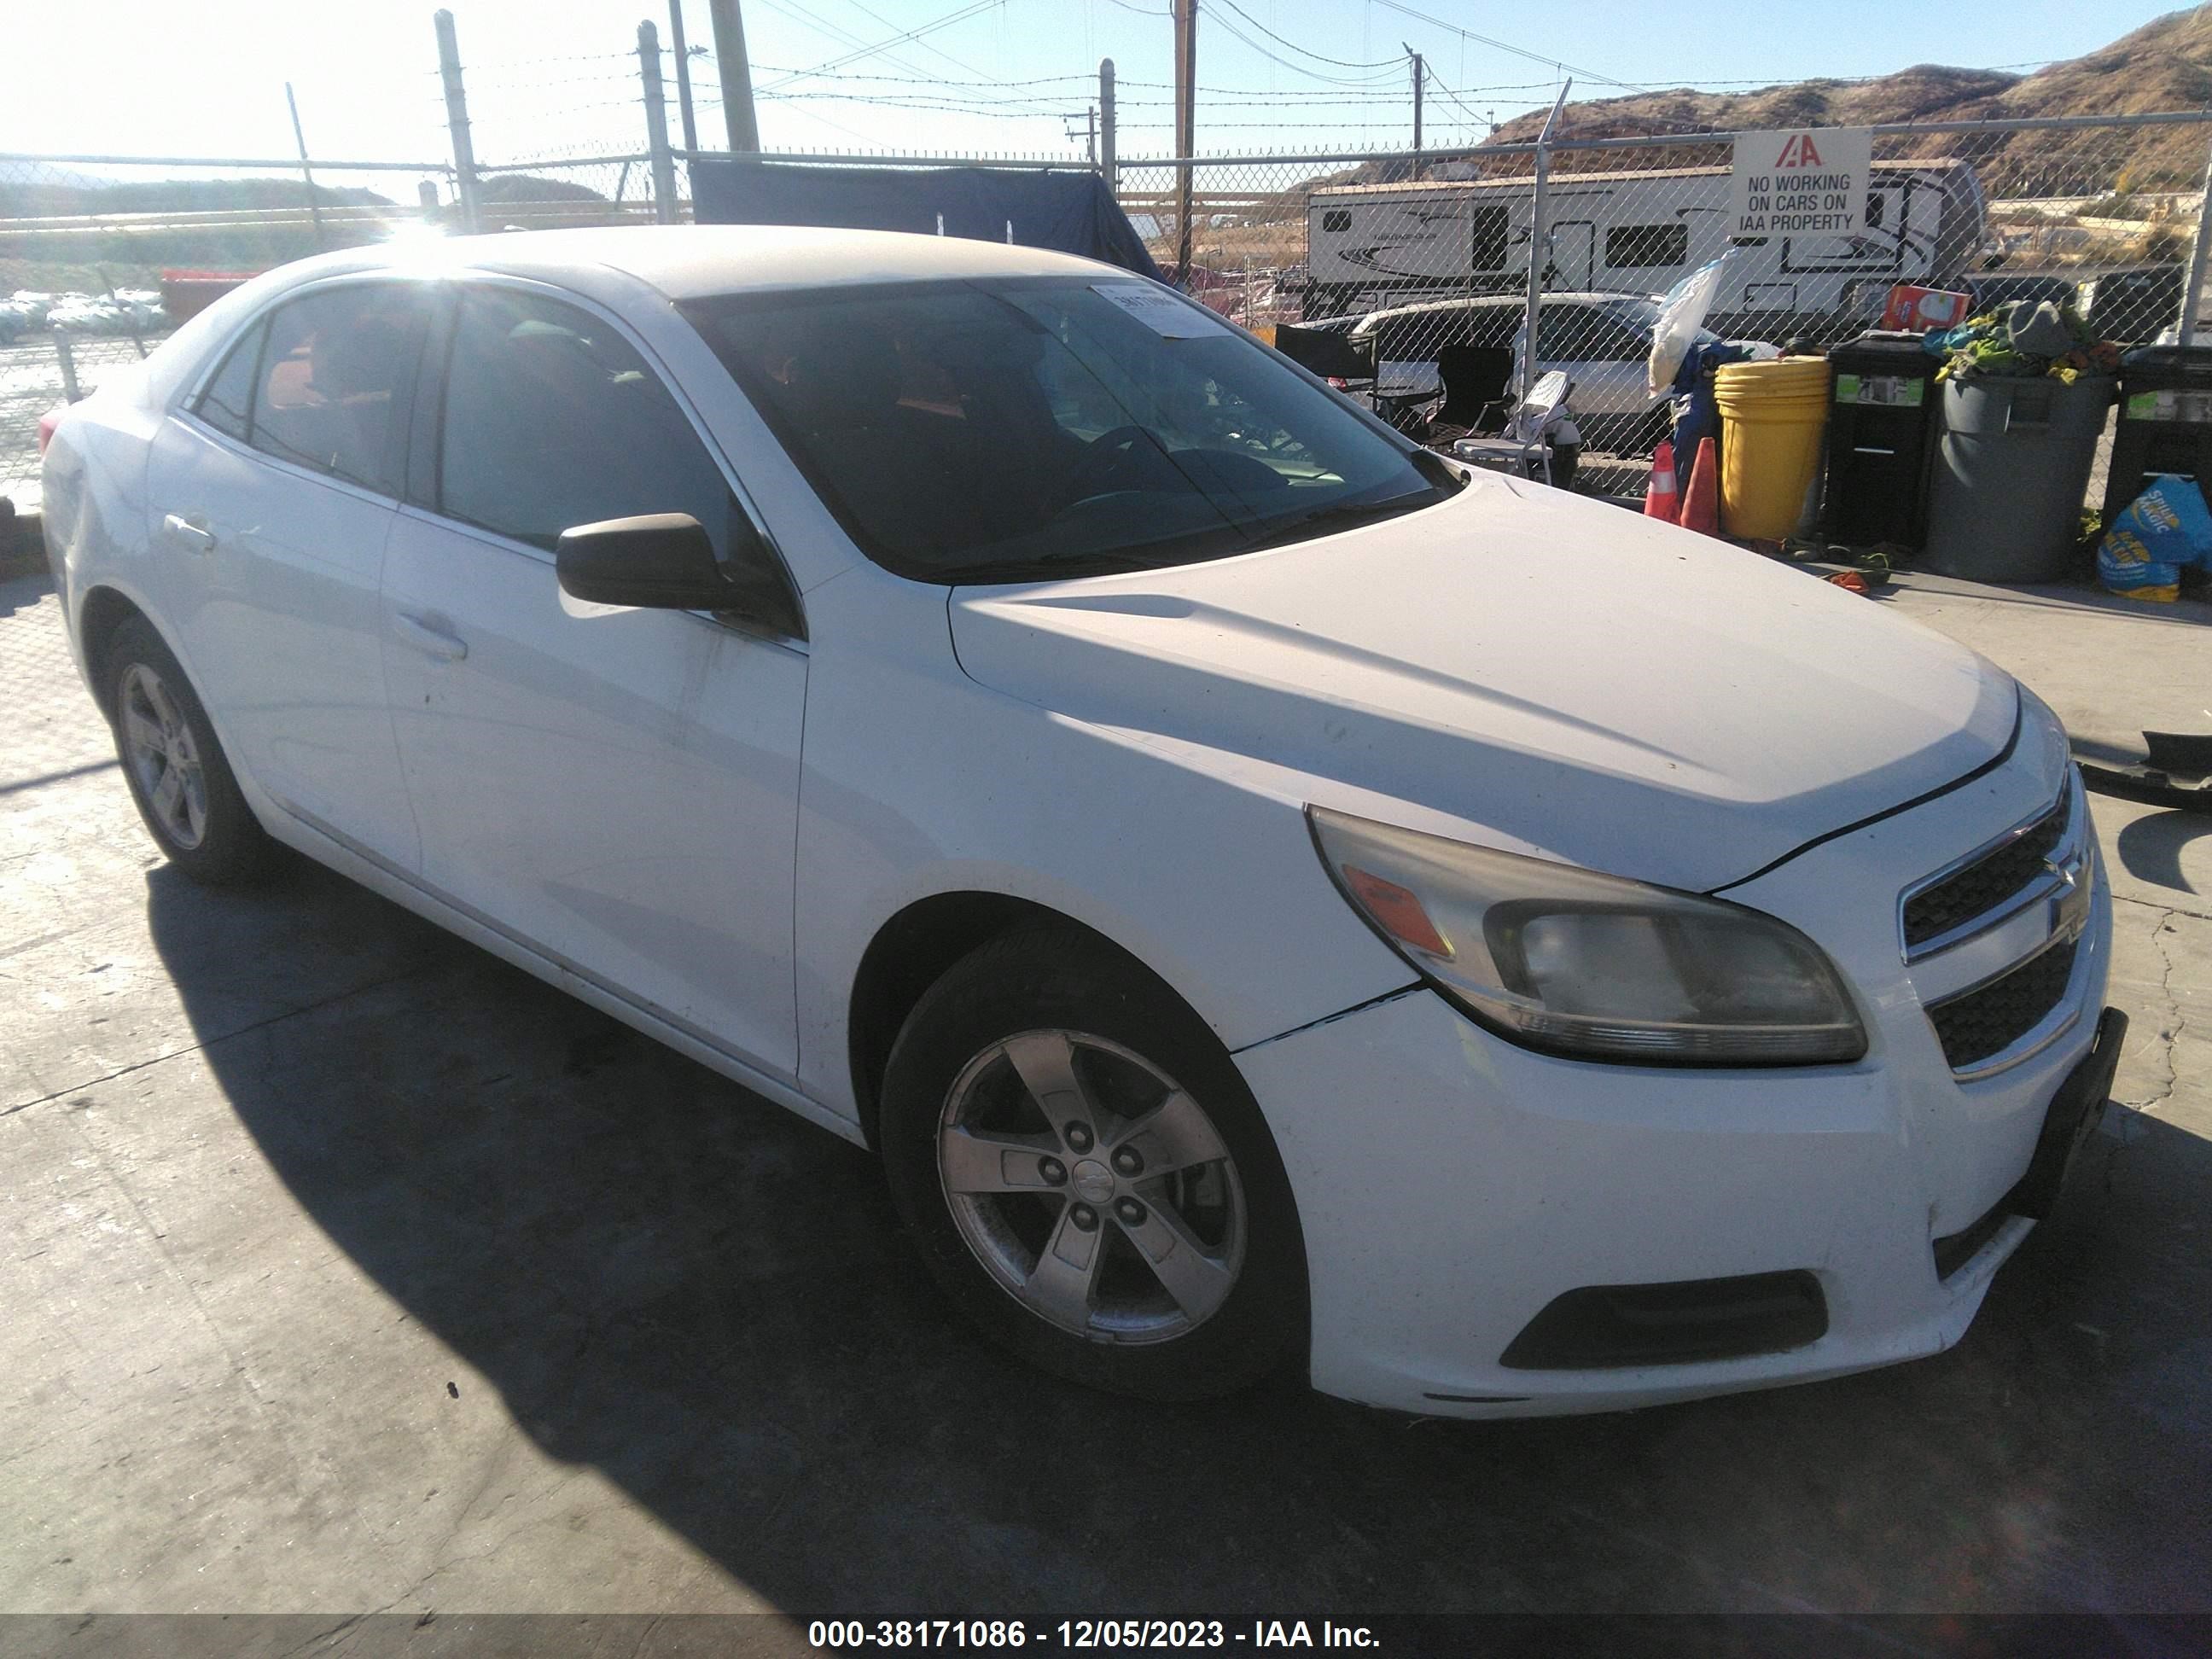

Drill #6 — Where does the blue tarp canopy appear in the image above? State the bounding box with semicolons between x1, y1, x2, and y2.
689;161;1163;282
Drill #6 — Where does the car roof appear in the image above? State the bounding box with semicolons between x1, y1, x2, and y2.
264;224;1124;303
1355;291;1654;328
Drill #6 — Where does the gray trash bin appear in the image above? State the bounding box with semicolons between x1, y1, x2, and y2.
1922;373;2115;582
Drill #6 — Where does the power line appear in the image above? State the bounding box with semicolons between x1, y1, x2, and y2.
749;64;1096;87
1208;0;1400;71
1423;67;1499;135
827;0;1004;85
748;63;1478;98
765;0;1002;87
747;0;947;86
1369;0;1647;91
1206;9;1406;88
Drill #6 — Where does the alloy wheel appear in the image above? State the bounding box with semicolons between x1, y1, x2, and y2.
936;1028;1247;1343
119;662;208;851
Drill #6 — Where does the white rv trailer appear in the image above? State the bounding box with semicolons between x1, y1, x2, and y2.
1304;160;1989;331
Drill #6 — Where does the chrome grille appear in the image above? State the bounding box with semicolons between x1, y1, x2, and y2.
1926;939;2079;1071
1903;788;2072;952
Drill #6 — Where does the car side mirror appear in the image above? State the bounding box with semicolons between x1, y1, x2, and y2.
556;513;803;638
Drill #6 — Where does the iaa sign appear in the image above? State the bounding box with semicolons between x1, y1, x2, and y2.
1730;127;1874;239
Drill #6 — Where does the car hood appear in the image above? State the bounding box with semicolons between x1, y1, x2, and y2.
947;474;2016;893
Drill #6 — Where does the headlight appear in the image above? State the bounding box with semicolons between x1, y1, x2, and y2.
1308;806;1866;1066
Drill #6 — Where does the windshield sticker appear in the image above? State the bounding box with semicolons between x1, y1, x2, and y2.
1091;282;1231;338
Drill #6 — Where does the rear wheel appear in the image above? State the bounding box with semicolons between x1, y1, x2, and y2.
879;927;1307;1400
103;616;275;885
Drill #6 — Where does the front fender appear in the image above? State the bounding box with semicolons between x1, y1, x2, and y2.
790;572;1412;1121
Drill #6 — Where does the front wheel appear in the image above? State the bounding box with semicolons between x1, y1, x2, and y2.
879;928;1307;1400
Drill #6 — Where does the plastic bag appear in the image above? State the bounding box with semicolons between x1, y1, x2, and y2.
2097;478;2212;602
1646;254;1733;399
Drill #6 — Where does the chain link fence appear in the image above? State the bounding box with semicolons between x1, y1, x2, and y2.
1116;112;2212;489
1;152;457;512
454;36;674;230
9;76;2212;526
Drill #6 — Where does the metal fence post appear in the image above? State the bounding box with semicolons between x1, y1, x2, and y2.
1099;58;1116;188
52;333;80;403
434;9;482;234
639;20;678;224
668;0;701;154
1172;0;1196;285
1521;81;1569;408
2178;131;2212;346
285;83;329;253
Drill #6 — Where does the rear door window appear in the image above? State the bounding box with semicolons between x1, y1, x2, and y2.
1533;307;1596;360
247;284;434;495
195;320;265;442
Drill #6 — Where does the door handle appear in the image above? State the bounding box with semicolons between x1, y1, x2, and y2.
162;513;216;553
393;611;469;662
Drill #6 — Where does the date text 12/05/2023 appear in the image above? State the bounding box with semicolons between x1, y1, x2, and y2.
805;1620;1381;1649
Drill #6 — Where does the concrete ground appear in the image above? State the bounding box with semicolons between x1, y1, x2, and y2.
1;564;2208;1621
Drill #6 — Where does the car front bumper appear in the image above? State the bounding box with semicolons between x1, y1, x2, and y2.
1238;783;2115;1418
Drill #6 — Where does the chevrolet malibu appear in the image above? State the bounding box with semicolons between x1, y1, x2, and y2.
39;227;2122;1416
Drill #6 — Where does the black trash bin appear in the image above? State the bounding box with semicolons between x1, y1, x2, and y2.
1820;331;1942;550
2100;343;2212;523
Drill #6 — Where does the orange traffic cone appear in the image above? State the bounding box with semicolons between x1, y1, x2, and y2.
1643;439;1679;523
1679;436;1720;537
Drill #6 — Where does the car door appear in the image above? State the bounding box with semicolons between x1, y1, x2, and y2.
1528;306;1648;422
381;280;807;1079
143;279;434;866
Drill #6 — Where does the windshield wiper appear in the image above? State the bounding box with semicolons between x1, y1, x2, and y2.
1238;492;1441;553
930;548;1172;584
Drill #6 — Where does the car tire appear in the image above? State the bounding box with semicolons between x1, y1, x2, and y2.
102;615;276;886
879;925;1308;1401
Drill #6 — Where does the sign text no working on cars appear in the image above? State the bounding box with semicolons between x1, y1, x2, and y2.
1730;128;1874;238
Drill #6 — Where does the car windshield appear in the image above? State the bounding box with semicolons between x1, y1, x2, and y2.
683;276;1456;584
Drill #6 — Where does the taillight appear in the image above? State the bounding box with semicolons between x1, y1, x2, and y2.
37;407;64;457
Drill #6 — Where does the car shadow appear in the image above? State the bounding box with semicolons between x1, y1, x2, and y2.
2115;808;2209;895
143;863;2212;1615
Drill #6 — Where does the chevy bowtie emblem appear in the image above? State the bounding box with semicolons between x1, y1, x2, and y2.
2050;857;2092;941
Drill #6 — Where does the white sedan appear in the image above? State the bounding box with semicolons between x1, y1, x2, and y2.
39;228;2122;1416
1347;291;1725;451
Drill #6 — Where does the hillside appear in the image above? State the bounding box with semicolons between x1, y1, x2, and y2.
1482;5;2212;193
1249;4;2212;219
0;175;393;218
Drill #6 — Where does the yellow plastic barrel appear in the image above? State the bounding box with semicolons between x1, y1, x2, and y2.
1714;358;1832;540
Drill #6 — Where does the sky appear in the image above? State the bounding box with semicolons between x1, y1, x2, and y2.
3;0;2197;183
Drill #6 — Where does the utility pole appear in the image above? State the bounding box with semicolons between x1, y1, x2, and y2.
667;0;700;153
1406;46;1423;177
284;83;328;252
434;9;481;233
639;20;678;224
1099;57;1117;187
1172;0;1197;286
707;0;760;153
